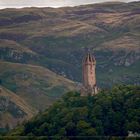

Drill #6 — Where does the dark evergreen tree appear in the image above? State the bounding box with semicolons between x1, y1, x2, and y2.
9;85;140;138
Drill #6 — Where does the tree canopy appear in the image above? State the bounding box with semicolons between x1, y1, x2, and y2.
10;85;140;137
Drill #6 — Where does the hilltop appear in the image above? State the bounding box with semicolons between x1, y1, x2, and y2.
9;85;140;137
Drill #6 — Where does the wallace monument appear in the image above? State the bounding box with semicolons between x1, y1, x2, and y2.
81;50;98;96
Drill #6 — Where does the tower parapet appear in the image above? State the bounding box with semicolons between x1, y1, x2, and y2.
81;51;98;96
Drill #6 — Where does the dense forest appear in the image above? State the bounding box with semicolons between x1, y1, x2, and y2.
7;85;140;139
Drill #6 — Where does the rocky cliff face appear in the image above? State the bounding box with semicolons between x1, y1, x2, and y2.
0;86;35;131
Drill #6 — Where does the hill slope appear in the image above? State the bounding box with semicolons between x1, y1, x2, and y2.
0;61;76;110
0;86;35;132
0;1;140;87
0;61;76;131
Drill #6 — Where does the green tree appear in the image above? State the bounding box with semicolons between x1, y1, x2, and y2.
9;85;140;137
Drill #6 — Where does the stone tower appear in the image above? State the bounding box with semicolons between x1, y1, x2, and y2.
81;51;98;96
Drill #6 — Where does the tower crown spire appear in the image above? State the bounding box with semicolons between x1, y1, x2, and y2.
84;51;96;64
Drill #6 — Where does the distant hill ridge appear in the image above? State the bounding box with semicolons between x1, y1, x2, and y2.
0;1;139;85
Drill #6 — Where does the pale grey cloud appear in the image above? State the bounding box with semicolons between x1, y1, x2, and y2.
0;0;139;9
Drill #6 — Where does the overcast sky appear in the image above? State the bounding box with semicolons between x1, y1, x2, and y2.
0;0;139;9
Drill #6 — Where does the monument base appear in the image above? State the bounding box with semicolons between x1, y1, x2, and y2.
80;86;98;96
